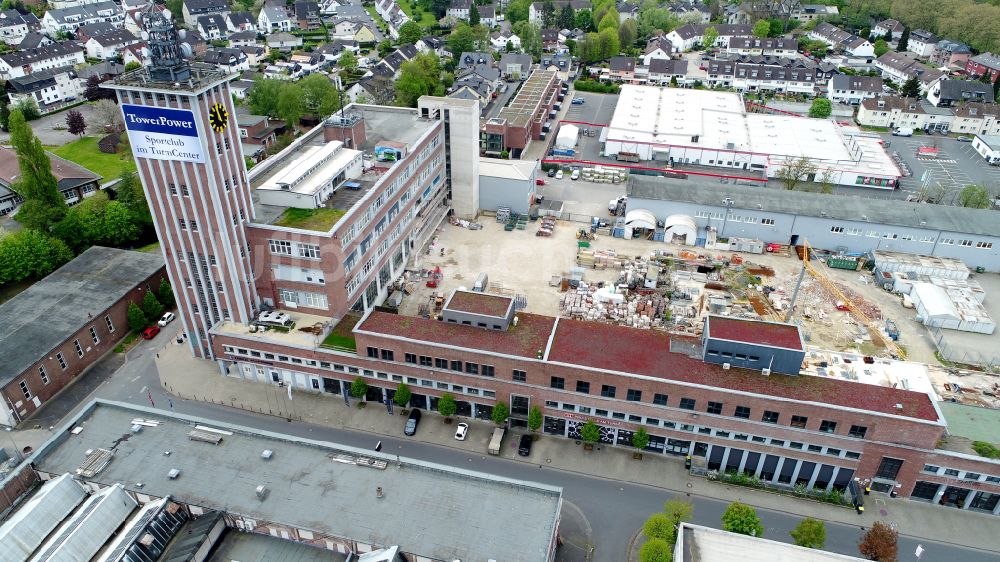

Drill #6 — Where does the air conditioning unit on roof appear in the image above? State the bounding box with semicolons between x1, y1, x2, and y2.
723;363;731;370
761;368;771;376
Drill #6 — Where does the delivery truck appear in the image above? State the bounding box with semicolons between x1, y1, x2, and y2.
488;427;505;455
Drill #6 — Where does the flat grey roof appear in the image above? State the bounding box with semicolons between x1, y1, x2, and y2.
0;247;163;386
677;523;866;561
627;175;1000;238
32;401;561;562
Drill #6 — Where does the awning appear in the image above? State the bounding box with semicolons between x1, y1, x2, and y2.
624;209;657;230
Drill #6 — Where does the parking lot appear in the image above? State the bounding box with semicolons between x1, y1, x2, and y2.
881;134;1000;204
561;91;618;125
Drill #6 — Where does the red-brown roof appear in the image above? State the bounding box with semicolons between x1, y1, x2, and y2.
445;290;512;318
707;316;803;350
358;311;553;358
548;319;938;422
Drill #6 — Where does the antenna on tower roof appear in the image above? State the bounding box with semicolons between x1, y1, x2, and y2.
141;0;191;82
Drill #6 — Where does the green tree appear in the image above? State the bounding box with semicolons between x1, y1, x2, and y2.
142;289;164;322
528;405;542;432
558;3;574;28
113;168;151;228
513;21;543;59
437;392;457;418
598;9;619;32
350;376;368;398
299;73;340;117
491;401;510;425
247;79;284;118
448;21;487;56
701;25;718;49
721;502;764;537
541;0;556;27
398;21;423;44
636;7;678;42
859;27;870;40
0;229;73;285
276;82;305;126
776;156;818;190
874;38;889;56
469;3;480;26
958;184;992;208
340;50;358;74
599;27;620;58
618;18;637;47
8;110;66;231
858;521;897;561
157;278;176;309
900;76;920;98
124;61;142;72
790;518;826;549
639;538;673;562
0;97;9;131
768;18;785;37
580;419;601;443
396;53;444;107
663;499;693;525
808;97;832;118
165;0;182;22
13;98;39;120
896;27;908;52
575;8;593;31
393;382;412;406
507;0;531;23
632;426;650;450
127;301;147;332
752;20;770;38
643;513;677;543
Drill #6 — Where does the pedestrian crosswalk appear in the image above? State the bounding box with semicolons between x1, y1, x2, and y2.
916;158;958;163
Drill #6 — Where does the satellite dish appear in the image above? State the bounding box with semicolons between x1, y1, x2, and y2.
180;43;193;58
177;29;187;39
140;30;149;40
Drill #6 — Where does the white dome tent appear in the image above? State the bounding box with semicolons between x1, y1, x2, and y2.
663;214;697;245
555;124;579;149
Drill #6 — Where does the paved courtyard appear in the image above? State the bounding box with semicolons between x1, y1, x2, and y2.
881;135;1000;204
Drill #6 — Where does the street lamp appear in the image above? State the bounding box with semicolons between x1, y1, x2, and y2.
720;197;735;238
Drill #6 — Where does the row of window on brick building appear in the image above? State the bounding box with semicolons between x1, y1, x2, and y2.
20;316;115;401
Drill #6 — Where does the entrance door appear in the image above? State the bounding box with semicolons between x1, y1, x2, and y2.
322;378;340;394
875;457;903;480
365;386;384;403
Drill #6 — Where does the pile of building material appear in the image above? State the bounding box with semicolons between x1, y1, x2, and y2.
559;284;670;328
580;165;628;184
576;249;625;269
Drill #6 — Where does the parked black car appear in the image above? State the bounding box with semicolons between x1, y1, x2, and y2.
518;434;532;456
547;168;556;177
404;408;421;436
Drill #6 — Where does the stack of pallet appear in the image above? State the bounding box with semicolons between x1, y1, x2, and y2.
576;249;622;269
537;217;556;237
496;207;511;222
558;285;671;329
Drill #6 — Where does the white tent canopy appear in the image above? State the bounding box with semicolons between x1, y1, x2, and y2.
663;214;697;245
624;209;657;230
555;124;579;149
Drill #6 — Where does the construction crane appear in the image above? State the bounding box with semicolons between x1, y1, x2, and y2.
785;241;905;360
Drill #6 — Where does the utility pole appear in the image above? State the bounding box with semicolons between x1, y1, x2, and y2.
785;261;807;323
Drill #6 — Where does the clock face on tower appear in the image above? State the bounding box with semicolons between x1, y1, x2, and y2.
209;103;228;133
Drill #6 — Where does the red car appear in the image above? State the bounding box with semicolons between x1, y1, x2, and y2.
141;326;160;340
535;179;546;185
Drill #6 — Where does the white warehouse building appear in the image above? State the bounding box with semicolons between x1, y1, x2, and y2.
603;86;902;189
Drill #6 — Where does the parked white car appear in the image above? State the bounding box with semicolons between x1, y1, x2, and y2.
158;312;176;326
454;423;469;441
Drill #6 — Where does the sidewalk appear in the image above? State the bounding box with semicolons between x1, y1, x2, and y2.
154;343;1000;553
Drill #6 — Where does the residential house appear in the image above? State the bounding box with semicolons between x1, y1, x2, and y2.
0;41;85;80
498;52;532;80
6;67;81;113
528;0;591;26
875;51;944;92
477;4;496;27
330;19;377;43
294;1;320;29
827;74;882;105
644;58;688;85
872;19;904;41
41;2;124;36
965;53;1000;84
857;95;954;132
331;3;370;20
228;30;258;47
315;40;351;63
76;59;124;81
726;0;801;24
450;71;494;102
230;78;254;99
202;47;250;73
238;114;285;155
668;2;710;24
182;0;229;28
457;51;495;72
0;147;101;216
616;1;639;21
267;31;302;51
258;4;292;32
606;56;637;83
642;38;673;65
490;30;520;51
417;36;450;58
446;0;472;20
74;21;115;42
927;78;995;108
807;22;874;57
726;37;797;58
18;32;51;50
540;28;558;51
0;9;39;46
951;103;1000;137
375;0;409;39
197;13;229;40
121;42;149;66
706;56;822;96
240;44;267;66
665;23;752;52
289;52;325;73
539;53;572;80
907;29;937;58
121;0;168;35
84;28;139;59
319;0;341;16
226;11;256;32
791;4;838;22
930;40;971;69
182;30;207;56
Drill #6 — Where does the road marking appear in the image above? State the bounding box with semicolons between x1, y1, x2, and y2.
130;375;141;382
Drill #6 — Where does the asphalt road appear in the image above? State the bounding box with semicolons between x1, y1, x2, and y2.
27;335;1000;562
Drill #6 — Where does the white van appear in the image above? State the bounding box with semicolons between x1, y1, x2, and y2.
892;127;913;137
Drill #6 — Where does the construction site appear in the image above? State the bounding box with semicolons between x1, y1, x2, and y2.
387;214;1000;410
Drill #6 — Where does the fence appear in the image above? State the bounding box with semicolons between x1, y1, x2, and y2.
928;327;1000;372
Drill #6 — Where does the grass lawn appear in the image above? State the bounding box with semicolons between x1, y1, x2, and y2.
273;207;346;231
398;2;436;27
48;136;134;182
321;313;362;351
137;242;161;253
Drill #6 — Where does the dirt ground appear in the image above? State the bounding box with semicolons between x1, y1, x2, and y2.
399;217;986;365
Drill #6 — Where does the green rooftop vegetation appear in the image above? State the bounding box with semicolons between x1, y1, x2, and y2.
321;313;362;351
273;207;346;231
